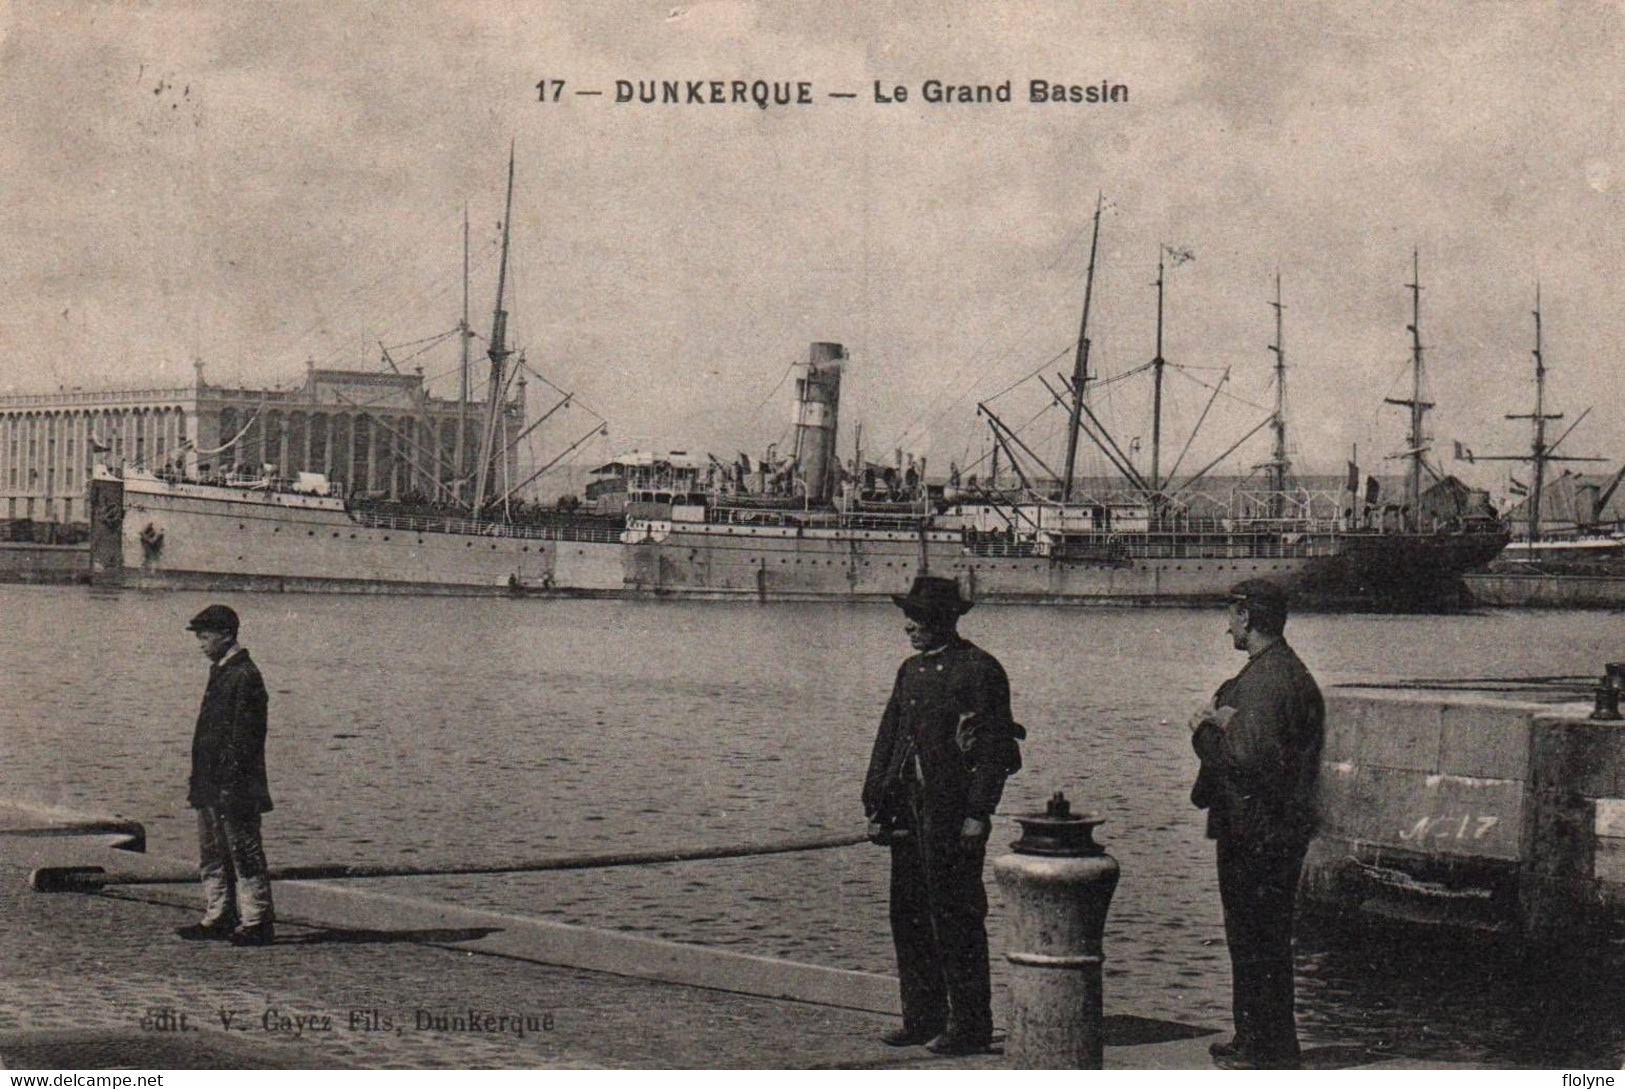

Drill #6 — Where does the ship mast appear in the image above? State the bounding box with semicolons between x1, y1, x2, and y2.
1150;248;1167;501
1526;287;1551;543
473;145;516;515
457;204;471;503
1061;194;1103;504
1384;251;1433;528
1266;273;1290;518
1466;285;1604;540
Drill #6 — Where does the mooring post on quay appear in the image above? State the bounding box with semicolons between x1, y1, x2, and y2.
992;791;1120;1069
1590;662;1624;721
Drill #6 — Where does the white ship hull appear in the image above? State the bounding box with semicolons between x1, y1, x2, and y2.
625;519;1324;605
91;472;624;596
90;472;1504;607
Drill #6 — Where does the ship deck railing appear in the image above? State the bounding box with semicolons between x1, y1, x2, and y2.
1113;537;1338;560
349;509;626;544
706;506;931;531
966;539;1042;558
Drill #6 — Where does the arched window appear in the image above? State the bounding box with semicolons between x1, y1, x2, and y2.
287;412;307;474
309;414;328;475
352;415;372;493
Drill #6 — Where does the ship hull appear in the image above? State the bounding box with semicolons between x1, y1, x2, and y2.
91;476;624;597
1465;570;1625;609
626;521;1507;608
1302;530;1512;608
91;476;1506;608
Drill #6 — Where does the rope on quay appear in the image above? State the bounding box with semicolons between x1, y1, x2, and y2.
30;829;871;893
1343;674;1597;693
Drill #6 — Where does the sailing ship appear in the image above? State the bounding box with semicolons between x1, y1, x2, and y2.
624;211;1508;607
89;151;626;595
1460;290;1625;607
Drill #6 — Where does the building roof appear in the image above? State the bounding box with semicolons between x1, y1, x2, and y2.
591;450;706;474
1502;469;1625;525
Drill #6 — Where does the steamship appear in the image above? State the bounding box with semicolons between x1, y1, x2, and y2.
89;151;626;596
622;234;1506;608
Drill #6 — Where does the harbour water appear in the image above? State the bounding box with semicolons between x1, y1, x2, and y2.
2;586;1622;1066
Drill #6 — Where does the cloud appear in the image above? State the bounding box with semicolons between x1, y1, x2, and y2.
0;2;1619;475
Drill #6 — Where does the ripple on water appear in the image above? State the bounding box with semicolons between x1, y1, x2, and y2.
6;591;1625;1064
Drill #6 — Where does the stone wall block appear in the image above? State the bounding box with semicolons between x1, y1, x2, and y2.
1354;696;1442;773
1530;717;1625;798
1322;692;1365;763
1521;795;1596;880
1313;760;1359;839
1439;702;1534;781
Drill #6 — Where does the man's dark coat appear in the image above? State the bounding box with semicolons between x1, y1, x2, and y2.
863;636;1021;829
863;634;1022;1041
188;649;273;813
1191;639;1324;849
1191;637;1324;1064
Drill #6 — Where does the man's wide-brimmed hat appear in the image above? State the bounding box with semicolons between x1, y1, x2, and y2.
891;575;973;619
186;604;240;635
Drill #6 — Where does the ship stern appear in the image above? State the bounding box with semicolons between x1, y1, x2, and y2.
87;472;125;583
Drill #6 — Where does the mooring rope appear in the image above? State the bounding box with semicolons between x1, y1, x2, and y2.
32;829;871;892
1345;674;1595;693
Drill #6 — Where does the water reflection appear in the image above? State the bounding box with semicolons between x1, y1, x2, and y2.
1298;921;1625;1067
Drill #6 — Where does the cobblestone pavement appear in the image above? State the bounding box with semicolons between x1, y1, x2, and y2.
0;860;1020;1069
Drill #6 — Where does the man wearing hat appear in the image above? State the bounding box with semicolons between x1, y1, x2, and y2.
1189;578;1324;1068
862;576;1023;1056
176;604;276;946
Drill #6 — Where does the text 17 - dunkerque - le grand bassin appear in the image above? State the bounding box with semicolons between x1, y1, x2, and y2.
539;79;1127;107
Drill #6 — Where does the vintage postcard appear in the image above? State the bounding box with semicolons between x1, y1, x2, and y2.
1;0;1621;1075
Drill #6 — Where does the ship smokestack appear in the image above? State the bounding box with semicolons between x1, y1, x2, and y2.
792;342;845;504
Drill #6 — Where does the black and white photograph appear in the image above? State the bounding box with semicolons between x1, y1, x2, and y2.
0;0;1622;1074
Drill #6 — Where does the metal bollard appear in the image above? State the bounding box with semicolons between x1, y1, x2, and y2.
1592;662;1625;721
993;791;1120;1069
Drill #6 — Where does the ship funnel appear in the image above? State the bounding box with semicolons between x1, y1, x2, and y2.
791;342;846;504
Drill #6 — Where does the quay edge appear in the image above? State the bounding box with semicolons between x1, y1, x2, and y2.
1465;571;1625;609
1301;681;1625;942
0;541;88;585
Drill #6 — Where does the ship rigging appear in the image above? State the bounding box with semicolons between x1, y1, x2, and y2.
1455;286;1609;543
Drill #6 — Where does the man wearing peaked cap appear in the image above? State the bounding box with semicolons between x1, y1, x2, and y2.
177;604;276;947
862;576;1024;1056
1189;578;1324;1068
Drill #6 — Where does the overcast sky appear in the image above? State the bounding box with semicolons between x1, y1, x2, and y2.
1;1;1619;491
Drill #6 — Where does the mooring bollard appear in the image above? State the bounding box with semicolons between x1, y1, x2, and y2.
1591;662;1624;721
992;791;1120;1069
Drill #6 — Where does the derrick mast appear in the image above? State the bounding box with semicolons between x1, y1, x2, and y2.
473;147;516;515
1061;195;1103;504
1265;274;1291;518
